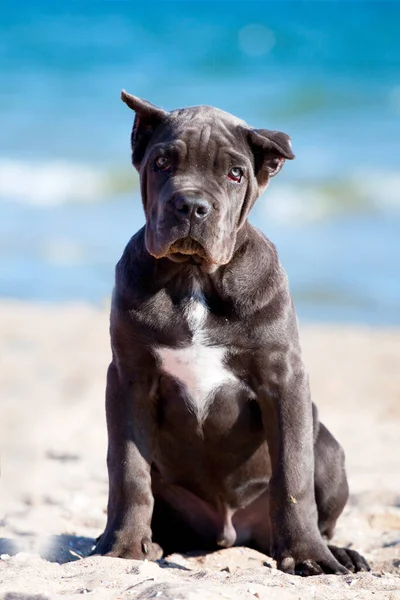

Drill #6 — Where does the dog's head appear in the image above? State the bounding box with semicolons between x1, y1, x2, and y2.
121;91;294;272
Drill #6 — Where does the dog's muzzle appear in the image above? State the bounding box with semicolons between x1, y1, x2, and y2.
169;193;212;225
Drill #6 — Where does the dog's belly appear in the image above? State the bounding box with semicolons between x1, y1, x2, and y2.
153;372;271;508
152;397;271;550
155;341;237;422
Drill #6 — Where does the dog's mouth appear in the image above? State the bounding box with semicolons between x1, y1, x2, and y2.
152;236;220;272
168;237;209;263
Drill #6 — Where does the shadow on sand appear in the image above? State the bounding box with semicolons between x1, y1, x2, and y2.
42;533;96;563
0;534;96;564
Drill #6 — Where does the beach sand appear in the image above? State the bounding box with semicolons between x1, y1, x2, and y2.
0;300;399;599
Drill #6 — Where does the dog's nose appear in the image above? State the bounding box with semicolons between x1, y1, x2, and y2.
173;196;211;222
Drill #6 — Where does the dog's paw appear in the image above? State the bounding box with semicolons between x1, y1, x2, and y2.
139;538;164;561
92;532;163;561
275;540;349;576
328;545;370;573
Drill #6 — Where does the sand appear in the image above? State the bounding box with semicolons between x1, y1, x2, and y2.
0;300;399;599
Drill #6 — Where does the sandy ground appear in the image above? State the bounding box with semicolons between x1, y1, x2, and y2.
0;300;400;599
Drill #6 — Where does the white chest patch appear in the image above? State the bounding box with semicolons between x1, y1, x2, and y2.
155;298;237;423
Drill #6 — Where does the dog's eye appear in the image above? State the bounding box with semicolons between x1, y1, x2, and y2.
227;167;243;183
155;156;171;171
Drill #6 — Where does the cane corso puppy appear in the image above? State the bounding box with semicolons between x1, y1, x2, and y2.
93;91;369;576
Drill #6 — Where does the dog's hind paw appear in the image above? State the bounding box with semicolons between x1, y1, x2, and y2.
328;545;370;573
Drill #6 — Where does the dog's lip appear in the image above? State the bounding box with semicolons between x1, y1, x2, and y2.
168;253;203;265
166;237;221;269
168;237;208;260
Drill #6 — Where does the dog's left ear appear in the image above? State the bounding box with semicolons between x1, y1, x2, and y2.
121;90;170;171
247;128;295;189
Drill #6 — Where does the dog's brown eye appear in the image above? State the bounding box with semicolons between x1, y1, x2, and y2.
155;156;171;171
227;167;243;183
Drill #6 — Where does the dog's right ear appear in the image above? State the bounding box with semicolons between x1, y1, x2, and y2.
121;91;169;171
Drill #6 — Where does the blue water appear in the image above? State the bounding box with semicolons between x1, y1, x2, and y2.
1;1;399;323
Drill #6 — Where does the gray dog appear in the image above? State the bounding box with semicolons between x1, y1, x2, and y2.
93;91;369;576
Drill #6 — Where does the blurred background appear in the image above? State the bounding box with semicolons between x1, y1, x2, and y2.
1;0;399;324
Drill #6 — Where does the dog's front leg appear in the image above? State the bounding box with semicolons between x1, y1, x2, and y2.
258;341;348;576
93;361;162;560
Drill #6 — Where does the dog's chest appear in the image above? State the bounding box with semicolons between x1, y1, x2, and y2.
155;298;237;422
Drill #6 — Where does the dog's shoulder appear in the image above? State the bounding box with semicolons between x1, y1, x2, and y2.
112;227;156;308
220;223;290;314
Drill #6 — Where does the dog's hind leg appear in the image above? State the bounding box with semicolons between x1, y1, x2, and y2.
314;418;370;572
151;474;220;554
314;420;349;540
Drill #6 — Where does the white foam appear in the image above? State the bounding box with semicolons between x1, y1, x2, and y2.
262;169;400;225
0;159;106;205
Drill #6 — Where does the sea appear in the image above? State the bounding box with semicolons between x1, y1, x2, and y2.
1;0;399;324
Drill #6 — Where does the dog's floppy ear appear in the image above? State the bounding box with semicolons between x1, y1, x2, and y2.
247;128;295;190
121;91;170;171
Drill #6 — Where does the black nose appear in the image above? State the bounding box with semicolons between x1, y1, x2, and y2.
173;196;211;222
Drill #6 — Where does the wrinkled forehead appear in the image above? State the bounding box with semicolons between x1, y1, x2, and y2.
153;105;250;152
170;105;248;129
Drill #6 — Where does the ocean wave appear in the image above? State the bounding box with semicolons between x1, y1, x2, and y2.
0;159;138;206
263;170;400;224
